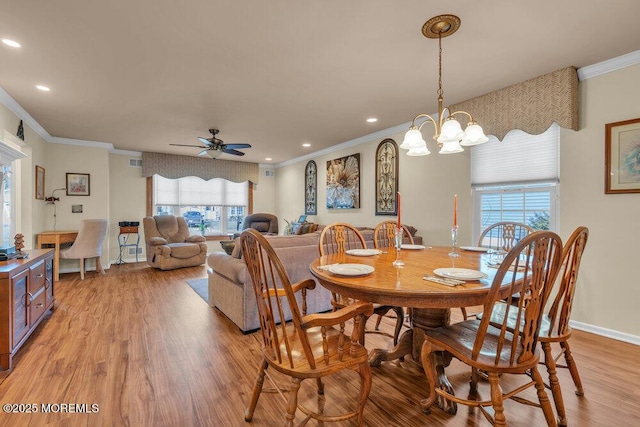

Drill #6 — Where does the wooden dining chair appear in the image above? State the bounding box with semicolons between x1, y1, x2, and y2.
421;231;563;426
480;226;589;425
372;220;414;338
372;220;415;249
460;221;535;320
478;221;534;252
319;222;404;347
241;229;373;426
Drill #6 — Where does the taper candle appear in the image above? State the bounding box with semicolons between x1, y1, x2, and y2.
453;194;458;227
397;192;401;230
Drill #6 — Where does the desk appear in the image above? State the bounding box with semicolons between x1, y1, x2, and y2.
311;246;518;414
36;230;78;282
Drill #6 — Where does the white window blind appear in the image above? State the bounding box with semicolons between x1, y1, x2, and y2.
471;123;559;187
154;175;248;206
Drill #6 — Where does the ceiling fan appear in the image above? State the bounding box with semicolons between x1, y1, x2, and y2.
170;129;252;158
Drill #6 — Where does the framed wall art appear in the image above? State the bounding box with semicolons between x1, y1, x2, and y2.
375;138;399;215
304;160;317;215
326;153;360;209
66;172;90;196
605;117;640;194
35;165;45;200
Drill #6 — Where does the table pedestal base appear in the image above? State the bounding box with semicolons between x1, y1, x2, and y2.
368;307;457;414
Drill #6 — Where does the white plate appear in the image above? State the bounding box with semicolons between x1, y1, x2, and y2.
401;244;426;250
434;268;488;281
346;249;382;256
328;264;375;277
460;246;490;252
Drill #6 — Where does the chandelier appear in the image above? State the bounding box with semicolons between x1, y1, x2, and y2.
400;15;488;156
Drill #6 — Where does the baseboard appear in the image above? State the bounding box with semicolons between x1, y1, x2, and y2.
570;319;640;346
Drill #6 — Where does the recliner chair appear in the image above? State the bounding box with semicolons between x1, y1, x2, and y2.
143;215;207;270
233;213;278;238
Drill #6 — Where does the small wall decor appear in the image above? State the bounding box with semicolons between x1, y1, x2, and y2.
326;154;360;209
605;117;640;194
17;120;25;141
35;165;45;200
304;160;317;215
72;204;83;213
66;172;90;196
375;138;399;215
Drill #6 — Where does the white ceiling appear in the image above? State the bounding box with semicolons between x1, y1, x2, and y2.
2;1;640;165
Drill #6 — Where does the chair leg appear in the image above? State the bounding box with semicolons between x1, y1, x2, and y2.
244;360;268;422
532;365;558;427
79;258;85;280
542;342;567;426
356;361;372;426
460;307;468;320
285;377;302;427
488;372;507;426
96;256;105;275
561;340;584;396
419;340;437;413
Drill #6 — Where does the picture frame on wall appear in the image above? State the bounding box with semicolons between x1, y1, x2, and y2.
66;172;90;196
326;154;360;209
375;138;399;215
304;160;317;215
605;117;640;194
35;165;45;200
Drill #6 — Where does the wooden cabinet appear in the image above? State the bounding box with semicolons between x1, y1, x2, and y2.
0;249;55;372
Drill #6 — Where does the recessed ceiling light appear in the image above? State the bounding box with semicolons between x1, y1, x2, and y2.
36;85;50;92
265;157;272;161
302;143;311;147
366;117;378;123
2;39;21;48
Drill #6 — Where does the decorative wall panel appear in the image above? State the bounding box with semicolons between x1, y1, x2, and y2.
375;139;398;215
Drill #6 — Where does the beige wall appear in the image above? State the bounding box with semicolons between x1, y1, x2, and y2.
561;62;640;338
275;129;473;246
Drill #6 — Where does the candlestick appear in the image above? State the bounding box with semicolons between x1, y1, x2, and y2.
453;194;457;227
397;191;402;230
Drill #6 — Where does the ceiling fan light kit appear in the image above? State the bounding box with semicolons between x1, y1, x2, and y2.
170;128;251;158
400;14;488;156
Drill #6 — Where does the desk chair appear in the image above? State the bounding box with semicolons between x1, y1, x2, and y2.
59;219;108;280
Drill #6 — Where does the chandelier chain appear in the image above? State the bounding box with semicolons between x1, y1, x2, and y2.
437;31;443;98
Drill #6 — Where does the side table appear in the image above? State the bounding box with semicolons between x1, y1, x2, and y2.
116;226;140;264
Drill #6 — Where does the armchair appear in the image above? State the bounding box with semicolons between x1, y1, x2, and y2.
143;215;207;270
234;213;278;238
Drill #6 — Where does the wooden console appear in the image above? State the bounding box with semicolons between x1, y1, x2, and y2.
0;249;55;373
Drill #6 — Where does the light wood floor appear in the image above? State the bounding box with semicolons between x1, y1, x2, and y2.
1;262;639;426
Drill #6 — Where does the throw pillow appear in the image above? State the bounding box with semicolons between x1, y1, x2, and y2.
231;238;243;258
220;240;235;255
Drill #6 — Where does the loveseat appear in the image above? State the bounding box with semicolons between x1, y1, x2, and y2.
207;226;422;332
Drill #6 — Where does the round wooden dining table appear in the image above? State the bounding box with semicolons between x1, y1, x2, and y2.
310;245;516;414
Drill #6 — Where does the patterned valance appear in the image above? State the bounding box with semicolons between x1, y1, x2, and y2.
450;66;579;140
141;152;259;183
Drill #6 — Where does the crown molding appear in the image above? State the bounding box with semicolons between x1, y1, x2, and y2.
0;87;51;141
49;136;114;150
577;49;640;80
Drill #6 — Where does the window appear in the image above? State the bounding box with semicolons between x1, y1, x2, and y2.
153;175;248;236
472;124;559;242
1;165;13;247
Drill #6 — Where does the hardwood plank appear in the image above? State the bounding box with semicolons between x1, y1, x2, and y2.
0;263;638;426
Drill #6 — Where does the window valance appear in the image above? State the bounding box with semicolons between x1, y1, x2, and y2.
450;66;579;140
142;152;259;184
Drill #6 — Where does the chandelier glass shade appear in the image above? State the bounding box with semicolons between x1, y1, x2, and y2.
400;15;488;156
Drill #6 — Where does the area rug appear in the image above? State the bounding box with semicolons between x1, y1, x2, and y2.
186;278;208;302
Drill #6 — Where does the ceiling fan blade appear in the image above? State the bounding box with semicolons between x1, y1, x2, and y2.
170;143;208;148
198;150;209;157
197;137;213;145
223;143;252;149
222;148;246;156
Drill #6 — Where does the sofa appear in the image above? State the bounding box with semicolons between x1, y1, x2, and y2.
143;215;208;270
207;226;422;333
